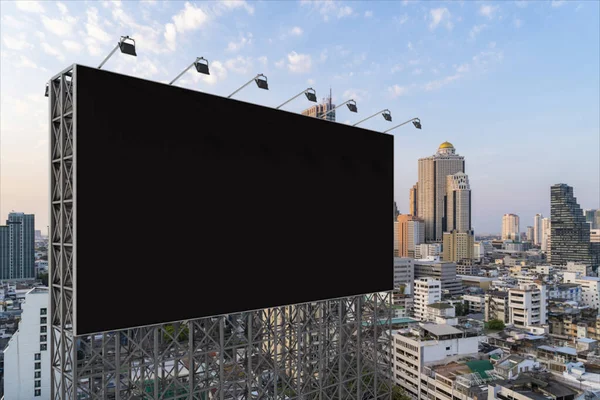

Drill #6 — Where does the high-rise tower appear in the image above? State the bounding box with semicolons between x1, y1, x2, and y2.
417;142;465;241
0;212;35;280
502;214;520;241
301;88;335;122
534;213;543;245
550;184;599;266
409;184;418;216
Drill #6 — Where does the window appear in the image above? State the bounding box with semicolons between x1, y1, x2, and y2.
40;317;47;324
35;371;41;379
40;308;47;315
34;353;41;361
40;335;47;343
35;362;41;370
40;326;47;333
35;380;41;388
35;389;41;396
40;344;47;351
446;346;451;350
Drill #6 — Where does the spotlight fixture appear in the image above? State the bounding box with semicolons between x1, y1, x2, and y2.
383;118;422;133
98;35;137;69
320;99;358;119
276;88;317;109
169;57;210;85
228;74;269;98
352;109;392;127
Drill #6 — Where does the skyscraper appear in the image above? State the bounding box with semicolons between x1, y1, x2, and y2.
417;142;465;242
584;209;599;229
550;184;599;266
301;89;335;122
542;218;551;253
0;212;35;280
444;172;471;233
534;213;543;245
396;214;425;258
409;184;418;216
501;214;520;241
526;226;534;242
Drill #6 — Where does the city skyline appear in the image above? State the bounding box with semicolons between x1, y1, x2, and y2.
1;0;599;233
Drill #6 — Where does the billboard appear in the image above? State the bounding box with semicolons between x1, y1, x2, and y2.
74;65;393;335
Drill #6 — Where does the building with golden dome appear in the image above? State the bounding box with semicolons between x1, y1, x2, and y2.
415;142;467;242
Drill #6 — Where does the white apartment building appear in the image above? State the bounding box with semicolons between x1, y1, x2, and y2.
415;243;441;259
541;217;551;253
463;294;485;314
508;283;547;328
426;302;458;325
394;257;415;295
534;213;543;246
390;324;481;400
547;283;581;302
563;271;600;309
591;229;600;244
565;261;592;276
413;278;441;321
3;287;50;399
474;242;485;261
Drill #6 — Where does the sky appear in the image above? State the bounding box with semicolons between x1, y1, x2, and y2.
0;0;599;235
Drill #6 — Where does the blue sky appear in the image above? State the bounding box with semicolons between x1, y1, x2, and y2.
1;0;598;234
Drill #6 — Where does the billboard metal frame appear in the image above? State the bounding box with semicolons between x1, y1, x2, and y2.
49;64;392;400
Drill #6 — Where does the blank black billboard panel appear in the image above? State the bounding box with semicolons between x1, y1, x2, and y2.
74;65;393;335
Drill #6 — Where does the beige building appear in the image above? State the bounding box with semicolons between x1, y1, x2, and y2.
443;230;474;263
396;214;425;258
300;94;335;121
417;142;465;242
541;217;551;253
445;172;471;232
502;214;520;241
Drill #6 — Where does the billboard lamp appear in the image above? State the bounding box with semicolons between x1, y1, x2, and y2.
276;88;317;109
228;74;268;98
383;117;422;133
320;99;357;119
169;57;210;85
352;109;392;127
98;36;137;69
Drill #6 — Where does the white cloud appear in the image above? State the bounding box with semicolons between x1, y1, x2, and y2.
286;51;312;74
300;0;354;21
164;23;177;51
16;1;45;13
320;49;328;62
469;24;487;40
42;15;76;36
515;1;528;8
429;8;452;30
513;18;523;28
388;84;409;98
364;10;373;18
226;33;252;52
62;40;83;52
456;63;470;73
215;0;254;15
551;0;566;7
395;14;409;24
472;50;504;67
225;56;253;74
131;58;159;79
423;74;460;91
342;88;368;102
431;68;440;75
41;42;65;61
171;2;209;33
409;59;420;65
479;4;499;18
307;78;315;85
488;41;497;49
57;2;68;15
575;3;583;11
2;34;34;51
35;31;45;40
275;59;285;68
412;68;422;75
407;41;413;50
85;8;112;43
258;56;268;66
2;15;29;29
17;55;38;69
290;26;303;36
391;64;403;73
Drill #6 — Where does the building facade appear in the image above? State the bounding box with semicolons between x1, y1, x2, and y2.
443;230;474;264
508;283;547;328
409;184;418;217
413;278;442;321
0;212;36;280
414;260;463;296
3;287;50;399
501;214;520;241
300;93;335;122
394;257;415;295
541;217;551;253
417;142;465;242
397;214;425;258
550;184;599;266
526;226;534;243
534;213;543;245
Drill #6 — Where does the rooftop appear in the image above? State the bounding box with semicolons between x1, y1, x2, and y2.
421;323;463;336
428;302;454;310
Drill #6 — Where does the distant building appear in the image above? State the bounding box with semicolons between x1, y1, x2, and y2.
3;287;50;399
508;283;547;327
541;217;551;253
534;213;543;245
591;229;600;244
443;230;474;263
300;91;335;122
415;243;441;259
409;184;418;216
563;272;600;309
0;212;35;280
550;184;599;266
393;257;414;295
584;209;599;229
501;214;520;241
414;259;462;296
485;291;509;323
526;226;534;243
396;214;424;258
413;278;442;321
417;142;465;241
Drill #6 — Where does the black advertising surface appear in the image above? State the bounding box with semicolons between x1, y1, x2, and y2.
75;65;393;335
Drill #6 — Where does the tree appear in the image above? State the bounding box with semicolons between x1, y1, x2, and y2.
392;386;412;400
37;272;48;286
485;319;505;330
454;302;468;316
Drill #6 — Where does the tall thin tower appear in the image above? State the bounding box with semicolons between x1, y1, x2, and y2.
417;142;465;242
